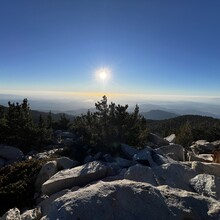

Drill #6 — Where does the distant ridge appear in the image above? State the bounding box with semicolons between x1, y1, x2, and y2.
141;110;179;120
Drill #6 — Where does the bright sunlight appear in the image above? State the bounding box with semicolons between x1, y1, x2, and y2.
96;67;111;82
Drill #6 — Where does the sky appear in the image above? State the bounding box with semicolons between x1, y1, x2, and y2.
1;0;220;104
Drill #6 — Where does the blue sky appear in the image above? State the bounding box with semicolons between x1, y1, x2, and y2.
1;0;220;102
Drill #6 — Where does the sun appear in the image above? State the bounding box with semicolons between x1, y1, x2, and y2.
99;70;107;80
96;67;111;82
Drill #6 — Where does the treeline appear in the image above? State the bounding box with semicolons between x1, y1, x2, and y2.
0;99;72;152
0;96;148;153
1;96;220;153
147;115;220;148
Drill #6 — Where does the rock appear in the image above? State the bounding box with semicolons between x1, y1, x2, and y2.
42;161;108;195
41;179;220;220
190;140;219;154
157;185;220;219
148;133;169;147
103;168;127;182
0;145;24;161
34;153;49;160
120;144;139;159
114;157;134;168
190;174;220;200
41;180;174;220
56;157;78;170
151;153;172;165
191;161;220;178
155;144;185;161
35;149;60;160
84;155;93;163
20;207;41;220
39;189;71;215
102;154;114;163
199;154;213;161
0;208;21;220
132;147;170;167
133;147;157;166
211;140;220;149
187;152;212;162
93;152;102;160
124;164;158;186
153;162;198;191
105;162;120;176
164;134;176;143
35;161;58;192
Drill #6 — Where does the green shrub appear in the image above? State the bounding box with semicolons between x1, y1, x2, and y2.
0;159;46;215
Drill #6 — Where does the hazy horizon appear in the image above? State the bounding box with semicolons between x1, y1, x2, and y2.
1;92;220;119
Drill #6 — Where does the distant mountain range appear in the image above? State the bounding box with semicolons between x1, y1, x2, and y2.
138;102;220;119
1;94;220;119
141;110;179;120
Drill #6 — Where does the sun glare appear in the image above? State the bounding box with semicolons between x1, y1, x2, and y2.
96;67;111;82
99;71;107;80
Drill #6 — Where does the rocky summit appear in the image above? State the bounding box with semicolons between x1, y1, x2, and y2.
1;135;220;220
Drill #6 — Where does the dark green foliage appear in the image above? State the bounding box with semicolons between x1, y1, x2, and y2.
147;115;220;147
52;113;71;130
0;159;46;216
0;99;53;152
72;96;148;152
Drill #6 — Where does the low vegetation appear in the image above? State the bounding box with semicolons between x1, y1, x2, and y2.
0;159;47;216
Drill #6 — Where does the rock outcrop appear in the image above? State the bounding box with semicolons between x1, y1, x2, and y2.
148;133;170;147
120;144;139;159
42;161;108;195
2;135;220;219
35;161;58;192
0;145;24;162
190;174;220;200
190;140;220;154
41;180;220;220
155;144;185;161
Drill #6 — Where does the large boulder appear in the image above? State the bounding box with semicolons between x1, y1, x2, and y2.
190;140;220;154
114;157;134;168
155;144;185;161
41;180;174;220
41;180;220;220
0;145;24;161
153;162;198;191
124;164;157;186
148;133;169;147
39;189;72;215
190;174;220;200
35;161;58;192
191;161;220;178
157;185;220;219
133;148;157;167
120;144;139;159
56;157;78;170
133;147;172;167
41;161;108;195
